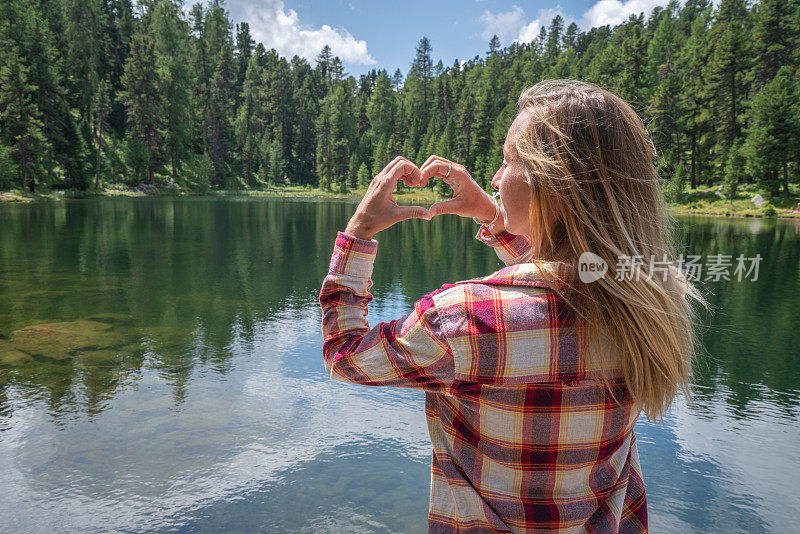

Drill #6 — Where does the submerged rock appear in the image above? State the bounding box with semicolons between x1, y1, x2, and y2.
0;340;33;364
5;316;139;361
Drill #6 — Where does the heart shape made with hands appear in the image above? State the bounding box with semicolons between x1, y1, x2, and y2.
346;155;497;241
418;155;498;222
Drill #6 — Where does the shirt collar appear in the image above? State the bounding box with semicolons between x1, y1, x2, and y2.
455;261;575;291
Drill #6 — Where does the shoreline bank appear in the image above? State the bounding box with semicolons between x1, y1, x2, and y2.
2;187;799;219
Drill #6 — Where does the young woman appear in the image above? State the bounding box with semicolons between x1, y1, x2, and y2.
319;80;705;533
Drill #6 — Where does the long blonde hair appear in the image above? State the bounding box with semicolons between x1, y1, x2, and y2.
515;79;707;422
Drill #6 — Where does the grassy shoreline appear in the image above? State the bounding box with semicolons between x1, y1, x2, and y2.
2;184;799;219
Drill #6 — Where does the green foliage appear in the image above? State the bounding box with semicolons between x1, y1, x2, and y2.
0;140;19;188
356;162;371;189
0;0;798;202
118;32;163;184
743;66;800;198
663;160;691;204
185;152;213;193
0;43;50;191
705;0;750;161
760;201;777;217
723;139;745;202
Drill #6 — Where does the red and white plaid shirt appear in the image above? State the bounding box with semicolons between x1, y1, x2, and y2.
320;226;647;533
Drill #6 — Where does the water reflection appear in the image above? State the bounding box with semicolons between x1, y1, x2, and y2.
0;199;798;532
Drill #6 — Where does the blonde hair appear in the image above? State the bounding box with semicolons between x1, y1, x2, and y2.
514;79;707;422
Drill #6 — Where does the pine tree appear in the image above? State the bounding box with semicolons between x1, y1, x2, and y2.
268;136;284;184
648;7;684;175
118;32;163;184
545;15;564;61
195;0;235;187
405;37;435;156
92;80;109;188
678;9;714;188
367;72;396;141
106;0;135;134
12;0;66;186
488;35;501;55
705;0;750;167
722;139;744;203
471;60;500;187
391;68;403;90
235;22;254;100
750;0;798;91
455;88;476;168
208;41;236;187
743;67;800;198
316;45;334;86
290;62;318;184
151;0;193;183
235;55;263;187
563;22;579;50
64;0;109;121
356;161;371;188
0;44;50;191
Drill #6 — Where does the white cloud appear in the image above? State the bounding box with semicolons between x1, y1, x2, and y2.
230;0;375;66
516;8;573;44
516;19;543;45
479;5;526;43
580;0;670;28
479;5;576;46
481;0;684;46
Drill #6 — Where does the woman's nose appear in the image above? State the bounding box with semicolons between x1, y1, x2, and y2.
491;171;501;191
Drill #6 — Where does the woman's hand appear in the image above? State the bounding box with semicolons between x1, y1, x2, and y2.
420;155;499;223
344;156;432;241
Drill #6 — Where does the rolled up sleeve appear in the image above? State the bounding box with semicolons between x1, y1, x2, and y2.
319;232;454;391
475;225;533;266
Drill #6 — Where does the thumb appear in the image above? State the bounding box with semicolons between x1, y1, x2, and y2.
393;204;432;222
429;199;463;217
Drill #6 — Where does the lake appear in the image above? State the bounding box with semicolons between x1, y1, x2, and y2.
1;197;798;533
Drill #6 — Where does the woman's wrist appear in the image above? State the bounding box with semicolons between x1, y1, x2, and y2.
476;201;496;222
344;225;374;241
344;215;375;241
473;192;501;225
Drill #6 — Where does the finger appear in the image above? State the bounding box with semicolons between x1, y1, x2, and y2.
392;204;432;222
404;165;423;187
419;156;452;187
386;159;422;188
421;154;442;170
429;199;464;217
420;161;459;186
380;155;405;176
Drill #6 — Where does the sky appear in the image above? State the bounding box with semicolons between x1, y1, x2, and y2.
222;0;694;77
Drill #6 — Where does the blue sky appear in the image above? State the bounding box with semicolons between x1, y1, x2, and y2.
223;1;682;77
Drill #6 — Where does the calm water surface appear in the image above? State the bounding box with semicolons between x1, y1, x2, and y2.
0;198;798;533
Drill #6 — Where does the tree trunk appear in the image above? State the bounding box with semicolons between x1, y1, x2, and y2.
782;161;790;199
690;131;697;189
20;140;28;191
95;130;102;190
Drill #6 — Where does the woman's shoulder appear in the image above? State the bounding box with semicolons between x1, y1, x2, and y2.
438;260;574;296
425;261;579;335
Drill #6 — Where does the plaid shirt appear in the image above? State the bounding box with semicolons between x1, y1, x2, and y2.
320;226;647;533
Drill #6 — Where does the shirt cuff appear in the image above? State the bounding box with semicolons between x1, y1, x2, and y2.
327;231;379;280
475;224;518;248
474;225;533;265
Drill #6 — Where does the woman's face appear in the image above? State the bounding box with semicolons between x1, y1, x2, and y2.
491;113;532;237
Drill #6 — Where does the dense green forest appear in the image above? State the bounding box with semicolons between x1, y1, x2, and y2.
0;0;798;201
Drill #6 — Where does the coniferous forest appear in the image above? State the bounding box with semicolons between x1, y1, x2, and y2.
1;0;799;201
